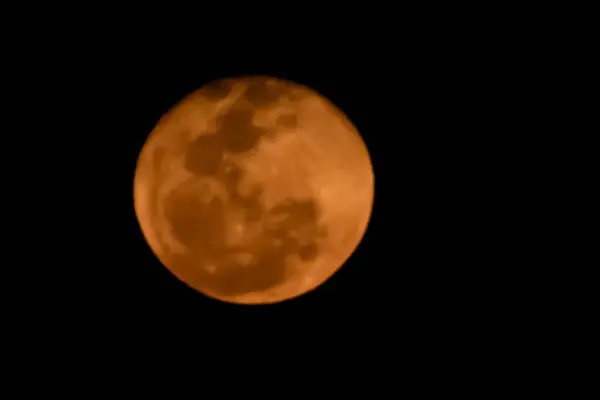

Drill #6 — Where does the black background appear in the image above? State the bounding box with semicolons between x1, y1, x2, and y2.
1;9;566;388
80;51;501;332
14;29;527;359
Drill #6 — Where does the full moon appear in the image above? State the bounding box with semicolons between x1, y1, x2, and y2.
133;76;374;304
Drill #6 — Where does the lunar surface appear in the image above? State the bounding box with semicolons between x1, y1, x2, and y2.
133;76;374;304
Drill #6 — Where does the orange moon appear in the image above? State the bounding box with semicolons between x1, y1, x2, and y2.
133;76;374;304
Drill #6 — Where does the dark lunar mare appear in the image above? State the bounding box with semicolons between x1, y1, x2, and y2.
215;106;266;153
163;79;328;297
184;134;225;176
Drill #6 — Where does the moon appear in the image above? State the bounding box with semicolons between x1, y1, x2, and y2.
133;76;374;304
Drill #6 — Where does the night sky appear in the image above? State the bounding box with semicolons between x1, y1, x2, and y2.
0;11;544;381
29;41;513;350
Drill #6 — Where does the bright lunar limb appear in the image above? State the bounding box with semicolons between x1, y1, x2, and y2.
133;76;374;304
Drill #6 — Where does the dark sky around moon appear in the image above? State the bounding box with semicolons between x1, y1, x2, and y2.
22;24;523;358
48;48;507;342
159;78;329;298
